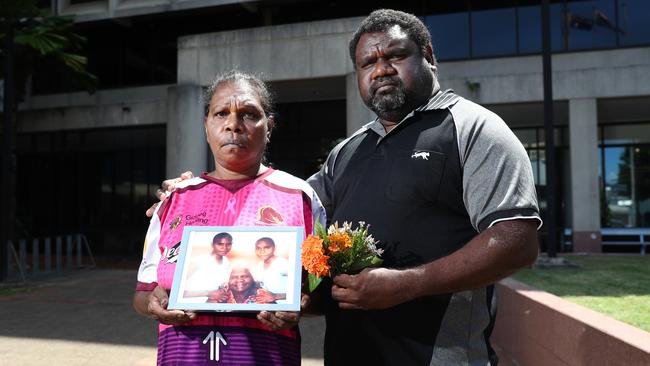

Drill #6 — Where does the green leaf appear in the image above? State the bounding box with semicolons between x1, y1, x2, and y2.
347;256;383;274
308;273;323;292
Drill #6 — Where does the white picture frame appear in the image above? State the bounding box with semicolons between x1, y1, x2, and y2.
168;226;304;312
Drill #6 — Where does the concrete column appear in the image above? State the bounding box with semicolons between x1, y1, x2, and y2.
346;73;376;136
166;85;207;177
569;98;601;252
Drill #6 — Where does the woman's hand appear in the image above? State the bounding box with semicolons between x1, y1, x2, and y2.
134;286;197;325
257;311;300;330
255;292;311;330
253;288;276;304
206;288;229;303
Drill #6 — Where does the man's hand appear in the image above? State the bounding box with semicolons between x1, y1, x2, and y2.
144;286;197;325
331;268;411;310
329;219;539;311
145;171;195;217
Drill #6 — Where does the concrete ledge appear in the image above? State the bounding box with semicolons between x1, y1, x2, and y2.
493;278;650;366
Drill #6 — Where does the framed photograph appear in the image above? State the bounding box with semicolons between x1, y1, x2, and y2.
168;226;304;312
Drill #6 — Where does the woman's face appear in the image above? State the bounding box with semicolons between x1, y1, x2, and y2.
204;81;273;175
228;268;254;293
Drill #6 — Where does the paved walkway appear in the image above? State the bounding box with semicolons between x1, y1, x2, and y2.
0;269;325;366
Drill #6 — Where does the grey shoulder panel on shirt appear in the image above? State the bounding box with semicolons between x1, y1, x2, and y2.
449;97;541;231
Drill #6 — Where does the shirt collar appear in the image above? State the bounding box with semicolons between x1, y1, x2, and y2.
366;89;460;139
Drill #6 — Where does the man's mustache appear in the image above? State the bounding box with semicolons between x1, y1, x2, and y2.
370;76;402;95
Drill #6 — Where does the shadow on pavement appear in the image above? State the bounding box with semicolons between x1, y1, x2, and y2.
0;269;157;347
0;268;325;362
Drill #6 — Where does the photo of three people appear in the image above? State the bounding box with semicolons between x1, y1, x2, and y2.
167;227;302;312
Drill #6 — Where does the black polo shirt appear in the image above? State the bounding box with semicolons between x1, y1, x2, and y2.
308;90;540;366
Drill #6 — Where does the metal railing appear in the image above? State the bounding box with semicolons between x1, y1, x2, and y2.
563;228;650;254
600;228;650;255
6;233;96;282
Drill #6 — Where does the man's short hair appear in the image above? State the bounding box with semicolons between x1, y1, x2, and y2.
348;9;436;67
213;232;233;244
255;237;275;247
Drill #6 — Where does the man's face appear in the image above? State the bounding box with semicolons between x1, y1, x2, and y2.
212;238;233;257
255;240;275;262
228;268;254;293
354;25;434;122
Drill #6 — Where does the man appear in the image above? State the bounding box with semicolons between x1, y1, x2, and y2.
306;9;541;366
183;232;232;298
151;9;539;365
252;237;289;300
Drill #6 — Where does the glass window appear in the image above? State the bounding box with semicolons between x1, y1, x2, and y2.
538;148;547;186
70;0;101;4
550;3;568;52
425;13;470;60
518;5;542;54
565;0;617;50
513;128;536;147
603;146;634;227
619;0;650;46
600;122;650;228
471;8;517;57
529;149;540;184
36;0;52;9
15;126;166;257
603;124;650;144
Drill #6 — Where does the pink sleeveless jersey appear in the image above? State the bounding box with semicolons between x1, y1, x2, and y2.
136;169;325;366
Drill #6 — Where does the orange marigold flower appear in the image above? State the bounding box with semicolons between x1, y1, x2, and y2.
301;235;330;277
327;232;352;254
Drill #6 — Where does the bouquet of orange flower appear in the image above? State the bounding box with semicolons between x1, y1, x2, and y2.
301;221;383;292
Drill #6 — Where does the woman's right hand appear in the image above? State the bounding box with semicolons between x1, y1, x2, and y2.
145;171;195;217
139;285;197;325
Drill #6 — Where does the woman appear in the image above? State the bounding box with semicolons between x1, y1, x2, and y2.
207;267;276;304
133;70;325;365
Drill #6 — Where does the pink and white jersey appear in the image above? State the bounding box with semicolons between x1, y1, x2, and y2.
136;168;325;366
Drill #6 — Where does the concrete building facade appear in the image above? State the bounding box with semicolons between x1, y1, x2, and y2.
10;1;650;255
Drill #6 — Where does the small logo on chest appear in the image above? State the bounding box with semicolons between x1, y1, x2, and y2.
411;151;430;160
169;215;182;231
257;205;284;225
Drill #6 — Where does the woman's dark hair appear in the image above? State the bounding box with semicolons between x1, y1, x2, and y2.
213;232;233;244
203;70;276;118
348;9;436;67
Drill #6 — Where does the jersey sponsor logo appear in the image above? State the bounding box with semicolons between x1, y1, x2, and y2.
411;151;430;160
257;205;284;225
163;242;181;263
169;215;182;231
186;211;208;225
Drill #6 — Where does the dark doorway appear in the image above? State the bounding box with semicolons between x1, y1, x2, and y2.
267;99;347;179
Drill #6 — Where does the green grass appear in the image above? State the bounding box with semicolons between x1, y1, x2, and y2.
512;255;650;332
0;287;32;297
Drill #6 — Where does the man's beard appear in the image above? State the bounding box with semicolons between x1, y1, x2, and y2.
366;77;408;119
